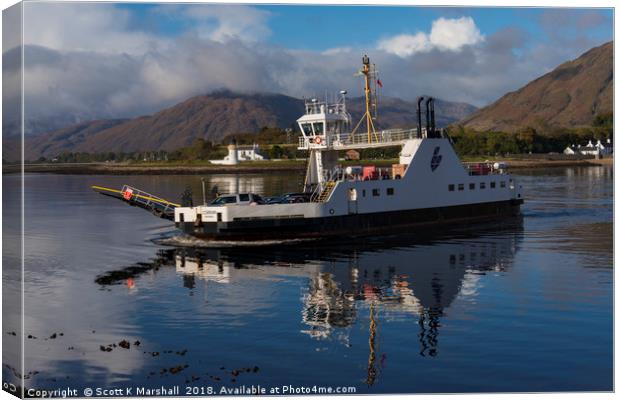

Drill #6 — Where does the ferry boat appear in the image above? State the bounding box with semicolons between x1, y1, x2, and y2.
93;55;523;241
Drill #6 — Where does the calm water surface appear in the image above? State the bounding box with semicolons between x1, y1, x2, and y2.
2;166;613;394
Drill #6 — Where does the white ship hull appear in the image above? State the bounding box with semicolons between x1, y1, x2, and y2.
175;138;523;240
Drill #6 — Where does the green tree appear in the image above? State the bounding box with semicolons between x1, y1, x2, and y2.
269;145;285;159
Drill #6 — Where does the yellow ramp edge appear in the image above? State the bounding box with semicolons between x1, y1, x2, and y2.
91;185;181;208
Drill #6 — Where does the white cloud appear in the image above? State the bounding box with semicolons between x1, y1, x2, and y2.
321;47;353;56
22;3;163;54
181;4;272;43
377;33;431;58
377;16;484;57
20;3;272;54
2;5;609;137
429;17;484;51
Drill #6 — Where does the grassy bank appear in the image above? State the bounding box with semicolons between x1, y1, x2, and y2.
3;156;612;175
3;161;307;175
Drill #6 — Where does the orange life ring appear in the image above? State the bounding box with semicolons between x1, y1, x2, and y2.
315;136;322;145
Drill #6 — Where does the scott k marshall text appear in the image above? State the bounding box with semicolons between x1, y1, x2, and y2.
76;386;180;396
81;386;181;396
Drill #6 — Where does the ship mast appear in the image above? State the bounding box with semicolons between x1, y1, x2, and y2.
351;55;379;143
365;302;379;386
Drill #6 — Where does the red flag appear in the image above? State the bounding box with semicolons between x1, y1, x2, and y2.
377;79;383;88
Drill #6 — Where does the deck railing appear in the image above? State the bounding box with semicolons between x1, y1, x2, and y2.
121;185;178;218
298;128;421;149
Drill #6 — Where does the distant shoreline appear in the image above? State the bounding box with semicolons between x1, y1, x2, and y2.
2;162;308;175
2;157;612;175
494;158;613;169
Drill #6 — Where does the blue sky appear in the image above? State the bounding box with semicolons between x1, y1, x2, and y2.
7;3;614;131
112;4;612;52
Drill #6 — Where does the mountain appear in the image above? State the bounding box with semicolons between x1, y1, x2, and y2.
24;119;129;160
347;97;476;130
17;91;476;161
23;92;304;161
459;41;613;132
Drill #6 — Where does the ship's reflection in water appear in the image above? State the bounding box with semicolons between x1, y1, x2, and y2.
169;221;522;386
4;169;611;393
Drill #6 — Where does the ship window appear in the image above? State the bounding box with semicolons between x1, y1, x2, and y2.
500;181;506;188
313;122;324;135
239;194;250;202
448;184;455;192
362;189;366;197
301;123;313;135
490;181;496;189
212;195;237;205
480;182;486;189
217;213;222;222
469;183;475;190
458;184;464;191
372;189;380;197
387;188;394;196
179;213;184;222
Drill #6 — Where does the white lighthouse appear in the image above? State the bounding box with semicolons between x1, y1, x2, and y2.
210;138;239;165
210;138;265;165
227;138;239;165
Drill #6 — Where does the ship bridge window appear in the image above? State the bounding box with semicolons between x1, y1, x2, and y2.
313;122;324;135
301;123;313;135
448;184;455;192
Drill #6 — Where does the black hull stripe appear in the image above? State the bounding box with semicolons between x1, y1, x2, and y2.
179;199;523;241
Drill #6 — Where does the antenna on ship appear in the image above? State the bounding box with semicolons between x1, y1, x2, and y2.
351;55;379;143
373;63;379;121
